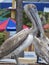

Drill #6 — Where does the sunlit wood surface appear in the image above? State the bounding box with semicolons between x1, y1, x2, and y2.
0;63;16;65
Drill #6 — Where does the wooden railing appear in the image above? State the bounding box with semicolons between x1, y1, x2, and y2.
0;58;48;65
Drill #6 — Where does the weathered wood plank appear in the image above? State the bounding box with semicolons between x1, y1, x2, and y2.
0;63;16;65
18;57;37;64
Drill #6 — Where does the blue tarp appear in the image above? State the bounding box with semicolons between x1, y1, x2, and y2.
0;3;12;8
23;2;49;11
0;2;49;10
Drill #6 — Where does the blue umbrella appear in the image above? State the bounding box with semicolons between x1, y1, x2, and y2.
6;18;16;31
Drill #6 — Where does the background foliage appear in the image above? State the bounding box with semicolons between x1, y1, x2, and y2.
0;10;49;45
0;32;5;45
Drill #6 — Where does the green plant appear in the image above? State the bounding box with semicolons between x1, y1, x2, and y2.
0;32;5;45
23;11;32;27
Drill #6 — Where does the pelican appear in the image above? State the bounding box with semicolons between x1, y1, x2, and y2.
0;4;49;64
24;4;49;63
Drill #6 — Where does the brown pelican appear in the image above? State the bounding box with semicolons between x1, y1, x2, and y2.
0;4;49;64
24;4;49;63
0;4;37;59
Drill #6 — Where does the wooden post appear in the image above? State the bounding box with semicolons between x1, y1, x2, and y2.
11;0;16;19
24;44;34;51
12;0;16;8
11;10;15;19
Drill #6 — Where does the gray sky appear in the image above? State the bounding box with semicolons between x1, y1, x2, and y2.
0;0;49;2
0;0;12;3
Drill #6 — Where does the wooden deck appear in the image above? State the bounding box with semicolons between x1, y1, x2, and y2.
0;58;48;65
0;63;16;65
0;63;48;65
